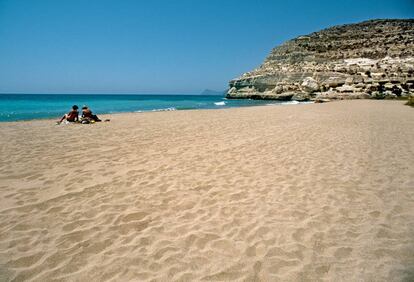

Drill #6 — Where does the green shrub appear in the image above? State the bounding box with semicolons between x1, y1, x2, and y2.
406;95;414;107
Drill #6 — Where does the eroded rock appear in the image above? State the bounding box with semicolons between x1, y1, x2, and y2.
227;19;414;101
301;77;320;93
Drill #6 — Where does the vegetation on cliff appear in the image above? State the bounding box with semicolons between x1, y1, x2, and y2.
406;94;414;107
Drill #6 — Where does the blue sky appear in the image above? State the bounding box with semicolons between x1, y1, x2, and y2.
0;0;413;94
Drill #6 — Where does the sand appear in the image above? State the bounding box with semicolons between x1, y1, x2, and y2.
0;100;413;281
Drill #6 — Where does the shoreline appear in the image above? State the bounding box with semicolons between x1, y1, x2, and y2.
0;99;313;124
1;93;409;123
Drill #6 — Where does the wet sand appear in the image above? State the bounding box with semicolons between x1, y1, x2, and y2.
0;100;413;281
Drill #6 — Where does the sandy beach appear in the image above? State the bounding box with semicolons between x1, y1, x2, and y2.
0;100;413;281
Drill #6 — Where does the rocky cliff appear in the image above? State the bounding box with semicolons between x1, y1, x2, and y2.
227;19;414;101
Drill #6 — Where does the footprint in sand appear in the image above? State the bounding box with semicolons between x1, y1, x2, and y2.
333;247;353;259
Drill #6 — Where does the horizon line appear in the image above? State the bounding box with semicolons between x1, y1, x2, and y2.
0;92;226;95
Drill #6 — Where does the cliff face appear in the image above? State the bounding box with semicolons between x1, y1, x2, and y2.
227;19;414;101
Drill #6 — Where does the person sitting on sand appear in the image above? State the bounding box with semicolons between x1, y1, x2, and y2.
81;105;101;123
57;105;79;124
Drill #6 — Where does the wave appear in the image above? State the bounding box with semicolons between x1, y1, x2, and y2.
214;101;226;106
133;107;177;113
282;101;300;105
266;101;314;106
151;107;177;112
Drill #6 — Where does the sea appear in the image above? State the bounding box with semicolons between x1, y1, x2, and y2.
0;94;307;122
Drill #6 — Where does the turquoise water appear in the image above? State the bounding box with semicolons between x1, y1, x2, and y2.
0;94;303;122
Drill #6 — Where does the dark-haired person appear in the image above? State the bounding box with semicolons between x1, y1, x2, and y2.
81;105;101;123
57;105;79;124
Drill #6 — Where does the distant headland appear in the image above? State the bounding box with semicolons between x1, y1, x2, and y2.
200;89;226;96
227;19;414;102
